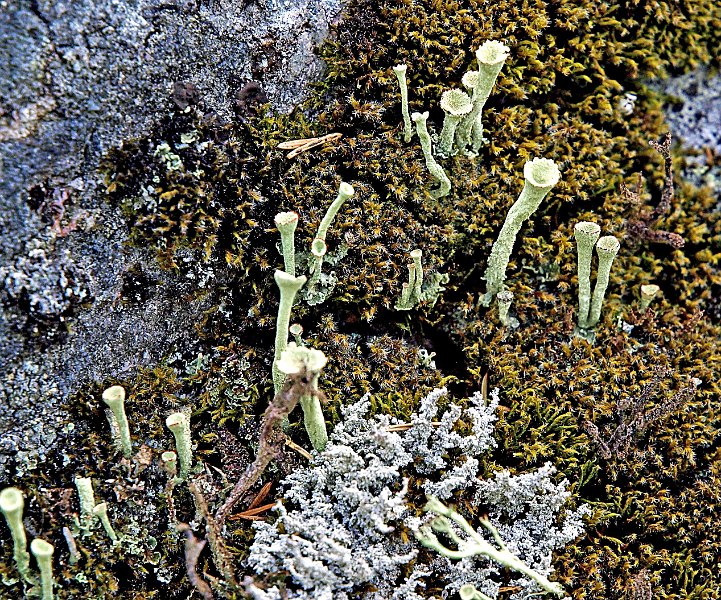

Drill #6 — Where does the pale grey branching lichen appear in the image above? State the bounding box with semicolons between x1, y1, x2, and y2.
245;388;587;600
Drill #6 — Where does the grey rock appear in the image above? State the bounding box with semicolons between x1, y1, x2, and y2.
0;0;345;482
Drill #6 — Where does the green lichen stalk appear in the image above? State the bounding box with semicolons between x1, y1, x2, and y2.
395;249;426;310
412;111;451;199
102;385;132;458
74;476;97;533
460;584;493;600
457;40;510;154
30;539;54;600
410;249;423;300
166;412;193;481
574;221;602;329
497;290;514;326
274;211;299;276
0;487;33;584
92;503;119;543
272;270;307;393
438;89;472;157
305;181;354;297
392;64;413;143
482;158;560;305
307;238;328;290
586;235;621;328
315;181;355;243
640;283;660;310
416;496;565;598
276;343;329;452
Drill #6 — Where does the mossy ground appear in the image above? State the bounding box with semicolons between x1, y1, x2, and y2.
2;0;721;598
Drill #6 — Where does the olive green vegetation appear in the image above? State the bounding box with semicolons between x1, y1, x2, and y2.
3;0;721;597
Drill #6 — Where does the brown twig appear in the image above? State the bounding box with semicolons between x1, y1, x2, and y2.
585;367;699;461
624;133;685;249
247;482;272;511
385;422;442;432
214;373;309;526
189;479;236;587
277;133;343;159
177;524;214;600
285;436;313;460
228;503;277;522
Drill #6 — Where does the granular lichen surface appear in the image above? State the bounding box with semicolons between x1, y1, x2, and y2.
2;0;721;598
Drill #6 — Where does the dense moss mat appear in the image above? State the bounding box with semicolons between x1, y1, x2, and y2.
4;0;721;597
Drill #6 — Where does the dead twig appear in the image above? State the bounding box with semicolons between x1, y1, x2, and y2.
278;133;343;159
386;421;442;432
189;479;236;587
228;503;277;522
285;436;313;460
624;133;685;248
214;372;311;526
177;524;213;600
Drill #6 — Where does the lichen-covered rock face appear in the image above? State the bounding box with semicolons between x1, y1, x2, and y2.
0;0;345;479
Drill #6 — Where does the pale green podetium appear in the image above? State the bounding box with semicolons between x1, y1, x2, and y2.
496;290;514;327
74;476;97;532
0;487;33;584
277;343;329;452
640;283;660;310
461;70;484;153
481;158;560;305
392;64;413;143
289;323;304;346
315;181;355;243
395;249;423;310
30;539;54;600
460;584;493;600
410;249;423;300
457;40;510;154
395;263;416;311
412;112;451;199
102;385;132;458
305;181;354;295
438;89;472;157
273;270;307;393
161;451;177;478
166;412;193;481
307;238;327;290
274;211;299;276
574;221;601;329
416;496;565;598
92;503;119;543
586;235;621;328
160;450;178;477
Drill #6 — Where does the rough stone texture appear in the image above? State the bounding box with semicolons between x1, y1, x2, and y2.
651;67;721;154
0;0;344;482
648;67;721;195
